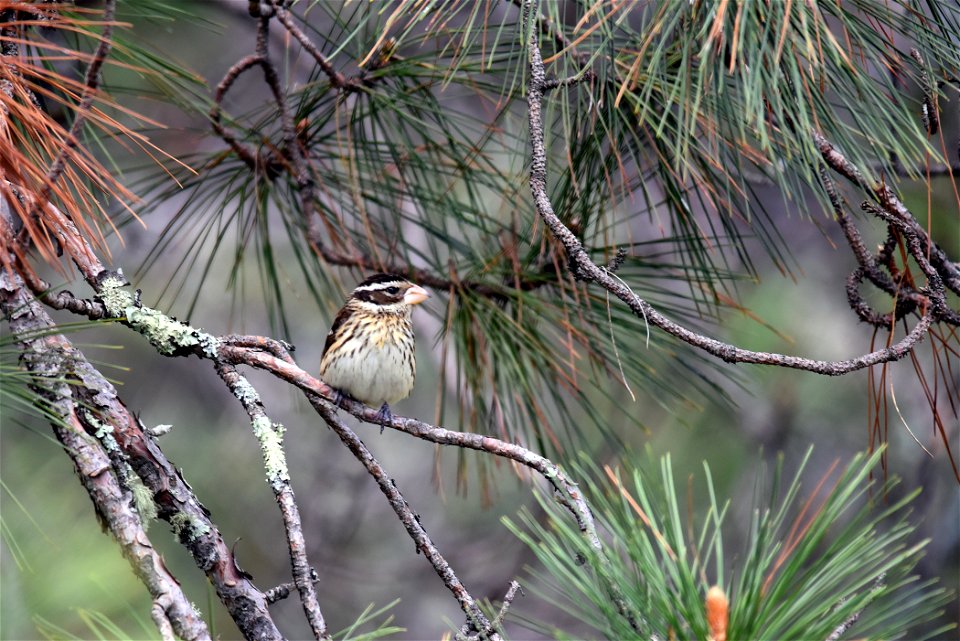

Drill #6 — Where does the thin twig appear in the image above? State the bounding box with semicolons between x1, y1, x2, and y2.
818;166;922;327
270;1;359;92
824;573;886;641
543;71;594;90
457;581;523;641
216;362;330;641
265;569;320;605
508;0;590;68
210;54;263;171
216;342;637;634
304;390;496;638
250;14;319;231
314;245;552;300
910;48;939;136
814;131;960;295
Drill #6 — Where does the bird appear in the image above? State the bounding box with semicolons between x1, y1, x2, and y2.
319;273;430;430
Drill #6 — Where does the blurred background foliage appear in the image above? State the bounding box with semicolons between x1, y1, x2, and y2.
1;0;958;639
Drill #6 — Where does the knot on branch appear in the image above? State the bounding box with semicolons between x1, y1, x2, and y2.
718;344;739;363
605;247;628;273
248;0;277;18
257;146;287;181
568;252;593;282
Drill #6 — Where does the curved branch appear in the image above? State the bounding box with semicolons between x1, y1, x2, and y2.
210;53;263;171
814;131;960;295
269;1;359;92
522;0;938;377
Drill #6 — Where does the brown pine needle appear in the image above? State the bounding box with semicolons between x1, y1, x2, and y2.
603;465;676;560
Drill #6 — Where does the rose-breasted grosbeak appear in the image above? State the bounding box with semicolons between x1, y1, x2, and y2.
320;273;429;428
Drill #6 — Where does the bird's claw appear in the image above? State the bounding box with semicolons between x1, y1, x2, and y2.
374;402;393;434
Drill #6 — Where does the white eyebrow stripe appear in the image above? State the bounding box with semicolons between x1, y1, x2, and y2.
354;281;406;293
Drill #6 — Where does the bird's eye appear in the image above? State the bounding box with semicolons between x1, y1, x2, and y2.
385;286;400;295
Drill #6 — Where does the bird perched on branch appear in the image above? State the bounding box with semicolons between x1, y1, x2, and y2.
320;273;430;429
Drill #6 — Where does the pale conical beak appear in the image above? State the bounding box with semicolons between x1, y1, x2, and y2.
404;284;430;306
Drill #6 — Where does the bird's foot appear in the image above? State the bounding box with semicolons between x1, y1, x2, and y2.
374;402;393;434
330;389;346;408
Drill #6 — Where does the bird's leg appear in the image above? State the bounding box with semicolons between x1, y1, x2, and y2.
374;402;393;434
330;388;346;408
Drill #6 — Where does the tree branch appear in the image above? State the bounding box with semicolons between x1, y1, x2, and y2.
814;130;960;296
23;264;636;639
457;581;523;641
210;53;263;171
304;391;497;638
818;166;923;327
521;0;942;378
265;569;319;605
269;1;360;92
214;341;644;635
0;268;214;641
215;362;330;641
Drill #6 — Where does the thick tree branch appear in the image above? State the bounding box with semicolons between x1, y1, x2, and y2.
0;269;213;641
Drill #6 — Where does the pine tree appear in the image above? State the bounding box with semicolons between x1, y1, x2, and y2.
1;2;957;639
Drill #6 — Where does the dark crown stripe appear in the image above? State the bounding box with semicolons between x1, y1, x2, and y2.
356;273;407;288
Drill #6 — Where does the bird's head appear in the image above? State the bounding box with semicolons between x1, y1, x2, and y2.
349;273;430;314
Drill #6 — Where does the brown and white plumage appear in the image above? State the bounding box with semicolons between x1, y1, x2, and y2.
320;274;429;425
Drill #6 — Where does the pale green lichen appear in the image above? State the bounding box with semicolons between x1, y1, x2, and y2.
197;332;220;358
98;276;134;317
99;277;221;357
125;306;200;355
231;377;261;406
170;512;211;541
251;415;289;489
86;411;120;453
129;476;158;530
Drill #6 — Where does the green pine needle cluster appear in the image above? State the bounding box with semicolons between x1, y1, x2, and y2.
505;448;954;640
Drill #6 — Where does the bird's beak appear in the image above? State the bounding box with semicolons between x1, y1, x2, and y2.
404;284;430;306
